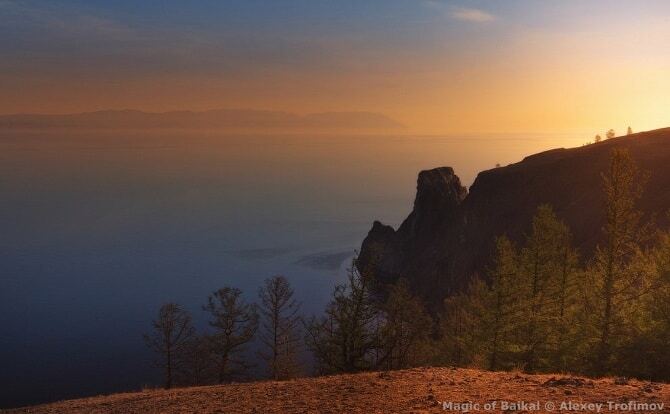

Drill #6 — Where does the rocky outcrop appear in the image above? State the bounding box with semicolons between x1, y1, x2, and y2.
358;167;468;306
358;127;670;309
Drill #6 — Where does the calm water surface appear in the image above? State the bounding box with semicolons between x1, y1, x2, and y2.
0;130;585;407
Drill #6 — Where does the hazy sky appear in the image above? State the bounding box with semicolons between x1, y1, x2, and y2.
1;0;669;133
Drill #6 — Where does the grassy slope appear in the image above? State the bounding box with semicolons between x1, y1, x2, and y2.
10;368;669;413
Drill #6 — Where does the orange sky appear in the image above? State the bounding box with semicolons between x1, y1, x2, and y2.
1;0;669;134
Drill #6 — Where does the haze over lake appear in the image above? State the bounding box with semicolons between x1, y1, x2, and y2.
0;130;584;407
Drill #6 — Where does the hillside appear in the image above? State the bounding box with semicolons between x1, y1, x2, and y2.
9;368;668;413
358;127;670;308
0;109;404;131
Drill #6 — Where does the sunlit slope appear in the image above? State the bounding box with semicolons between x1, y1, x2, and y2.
11;367;669;413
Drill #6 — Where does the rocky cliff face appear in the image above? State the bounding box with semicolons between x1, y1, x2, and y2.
358;127;670;309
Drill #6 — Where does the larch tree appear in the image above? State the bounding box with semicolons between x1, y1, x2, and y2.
377;279;434;370
143;303;196;389
629;231;670;379
486;236;521;371
551;226;580;371
517;205;578;372
182;335;215;385
440;277;490;367
203;287;259;383
304;261;380;374
590;148;647;374
258;275;302;380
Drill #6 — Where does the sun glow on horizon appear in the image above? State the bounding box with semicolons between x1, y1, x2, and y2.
1;0;668;135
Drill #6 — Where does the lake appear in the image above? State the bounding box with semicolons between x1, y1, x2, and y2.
0;130;586;407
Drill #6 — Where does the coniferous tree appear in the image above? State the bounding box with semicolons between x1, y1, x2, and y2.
304;261;380;374
486;236;521;371
432;152;668;379
611;245;658;378
182;335;216;385
203;287;259;383
258;275;302;380
377;279;434;370
438;209;580;373
517;205;578;371
551;249;582;371
627;231;670;379
143;303;196;389
440;277;490;367
588;148;647;374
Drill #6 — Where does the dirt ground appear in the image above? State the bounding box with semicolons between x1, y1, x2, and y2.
9;367;670;413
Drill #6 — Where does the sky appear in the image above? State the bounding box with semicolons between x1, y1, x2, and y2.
1;0;669;133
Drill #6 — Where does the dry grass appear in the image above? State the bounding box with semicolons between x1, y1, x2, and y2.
8;367;670;413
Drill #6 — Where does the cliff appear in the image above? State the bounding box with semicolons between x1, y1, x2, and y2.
358;127;670;308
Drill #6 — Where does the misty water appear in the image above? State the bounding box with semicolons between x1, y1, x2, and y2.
0;130;586;407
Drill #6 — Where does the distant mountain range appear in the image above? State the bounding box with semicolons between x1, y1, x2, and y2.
0;109;404;131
